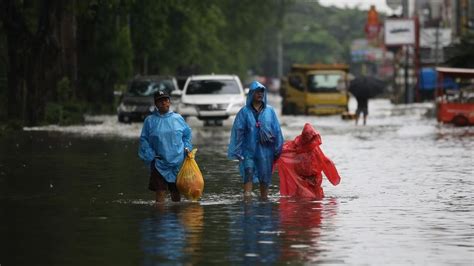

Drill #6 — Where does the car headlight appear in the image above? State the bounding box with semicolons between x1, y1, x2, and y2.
217;104;228;109
118;103;136;112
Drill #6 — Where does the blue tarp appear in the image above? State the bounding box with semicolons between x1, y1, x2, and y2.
419;68;458;91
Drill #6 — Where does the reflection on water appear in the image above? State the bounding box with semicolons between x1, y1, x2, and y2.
2;98;473;264
229;200;280;264
278;198;340;264
279;198;324;261
140;204;204;264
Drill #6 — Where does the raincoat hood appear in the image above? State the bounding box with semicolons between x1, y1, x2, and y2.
246;81;268;107
294;123;322;152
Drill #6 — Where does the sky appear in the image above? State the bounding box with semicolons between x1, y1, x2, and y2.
318;0;402;15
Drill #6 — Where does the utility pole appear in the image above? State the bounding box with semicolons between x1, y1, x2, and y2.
402;0;409;17
277;31;283;78
276;0;285;79
402;0;411;103
434;24;439;66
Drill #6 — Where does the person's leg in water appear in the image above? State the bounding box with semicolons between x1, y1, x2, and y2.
362;105;368;125
150;162;167;203
155;191;166;203
361;99;368;126
243;167;253;199
355;99;361;125
169;183;181;202
259;182;269;201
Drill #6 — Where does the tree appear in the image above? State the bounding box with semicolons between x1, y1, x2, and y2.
445;32;474;68
281;1;366;72
0;0;65;125
76;0;133;105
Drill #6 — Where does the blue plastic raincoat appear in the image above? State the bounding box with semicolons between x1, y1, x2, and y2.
227;81;284;185
139;110;192;183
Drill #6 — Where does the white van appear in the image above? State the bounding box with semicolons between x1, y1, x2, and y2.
177;74;245;126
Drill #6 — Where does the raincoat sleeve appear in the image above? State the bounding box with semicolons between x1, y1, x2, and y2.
272;109;284;158
138;118;156;165
180;116;193;151
227;110;246;160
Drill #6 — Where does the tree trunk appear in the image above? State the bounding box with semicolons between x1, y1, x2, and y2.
5;30;24;121
1;0;65;125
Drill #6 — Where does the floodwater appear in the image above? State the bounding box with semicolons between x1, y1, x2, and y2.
1;97;473;265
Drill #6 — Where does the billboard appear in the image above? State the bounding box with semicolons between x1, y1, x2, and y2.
384;19;416;46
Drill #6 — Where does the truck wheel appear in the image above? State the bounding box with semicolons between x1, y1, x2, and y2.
452;115;469;127
285;103;295;115
118;114;129;123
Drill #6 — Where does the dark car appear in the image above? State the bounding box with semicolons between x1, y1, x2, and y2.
117;76;181;123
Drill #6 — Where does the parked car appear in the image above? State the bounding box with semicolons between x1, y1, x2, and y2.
177;74;245;126
117;75;181;123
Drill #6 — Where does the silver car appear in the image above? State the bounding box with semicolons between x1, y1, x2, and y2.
177;74;245;126
117;75;181;123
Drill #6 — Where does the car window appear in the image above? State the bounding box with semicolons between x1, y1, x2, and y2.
186;80;241;95
127;80;175;96
289;75;305;92
307;74;343;92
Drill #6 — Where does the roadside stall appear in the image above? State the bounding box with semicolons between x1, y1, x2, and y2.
435;67;474;126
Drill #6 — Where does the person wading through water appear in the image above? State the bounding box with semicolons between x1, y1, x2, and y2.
228;81;284;200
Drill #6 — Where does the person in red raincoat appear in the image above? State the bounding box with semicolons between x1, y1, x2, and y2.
276;123;341;199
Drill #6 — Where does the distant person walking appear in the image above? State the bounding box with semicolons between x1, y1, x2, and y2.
139;91;193;203
349;76;385;126
355;95;369;126
228;81;284;200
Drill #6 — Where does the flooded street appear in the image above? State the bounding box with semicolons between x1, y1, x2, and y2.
1;97;473;265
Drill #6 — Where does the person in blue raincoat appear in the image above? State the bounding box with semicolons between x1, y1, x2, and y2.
139;90;193;203
228;81;284;200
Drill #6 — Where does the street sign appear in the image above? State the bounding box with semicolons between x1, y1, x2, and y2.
386;0;402;10
385;19;416;46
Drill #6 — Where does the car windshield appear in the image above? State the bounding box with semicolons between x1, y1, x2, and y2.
127;80;175;96
186;80;241;95
307;73;344;92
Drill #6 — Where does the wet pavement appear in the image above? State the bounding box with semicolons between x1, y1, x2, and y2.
1;96;473;265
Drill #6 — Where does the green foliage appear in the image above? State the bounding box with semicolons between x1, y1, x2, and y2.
0;16;7;121
282;1;367;68
57;76;71;103
128;0;280;77
1;0;370;125
77;1;133;104
445;32;474;68
44;102;85;126
116;26;133;83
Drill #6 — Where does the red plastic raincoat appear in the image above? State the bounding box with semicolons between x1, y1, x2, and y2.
276;123;341;199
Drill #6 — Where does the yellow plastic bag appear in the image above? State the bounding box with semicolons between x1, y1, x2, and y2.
176;148;204;201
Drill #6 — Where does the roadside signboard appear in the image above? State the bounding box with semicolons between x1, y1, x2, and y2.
384;19;416;46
